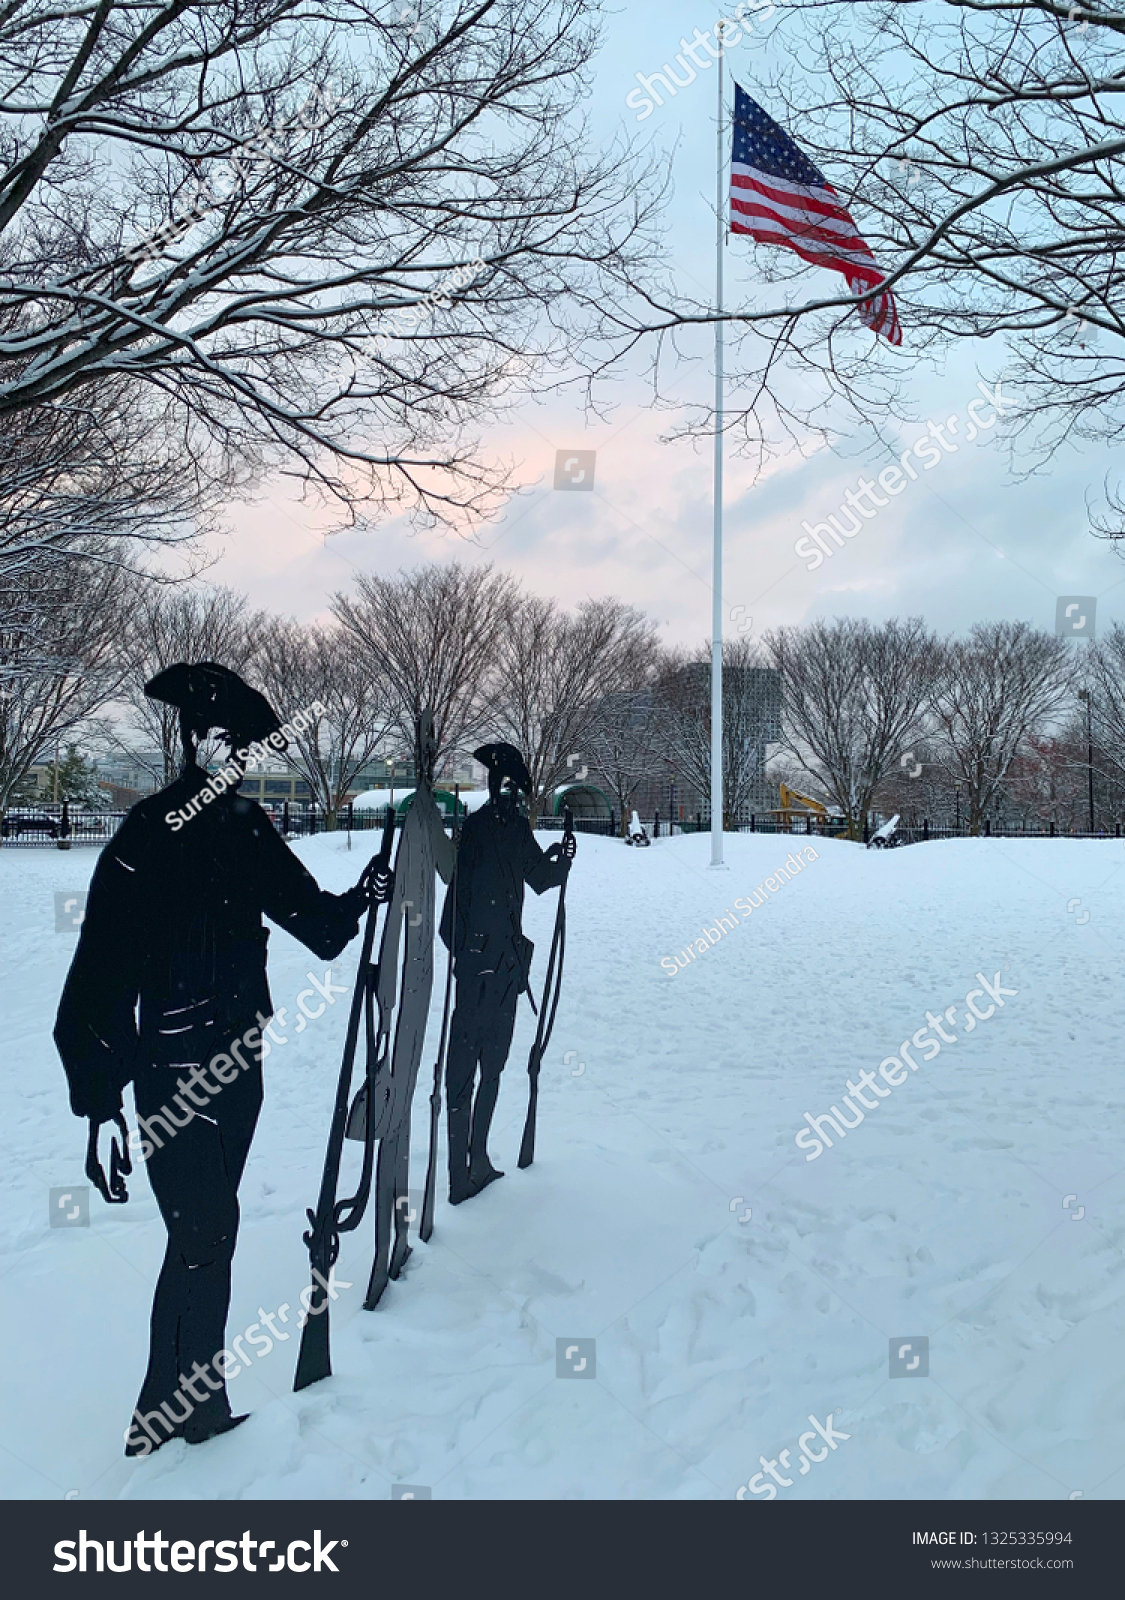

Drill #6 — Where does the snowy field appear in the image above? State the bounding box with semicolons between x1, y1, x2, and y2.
1;828;1122;1501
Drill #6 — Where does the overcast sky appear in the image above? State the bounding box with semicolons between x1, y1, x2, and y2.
203;2;1124;649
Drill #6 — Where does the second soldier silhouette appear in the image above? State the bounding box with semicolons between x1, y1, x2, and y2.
439;743;575;1204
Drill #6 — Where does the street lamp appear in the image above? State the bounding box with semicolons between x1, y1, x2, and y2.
1077;688;1095;832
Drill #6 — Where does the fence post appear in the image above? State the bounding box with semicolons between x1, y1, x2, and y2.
985;818;991;837
750;813;755;833
696;811;702;833
654;809;660;839
347;801;354;831
923;818;929;841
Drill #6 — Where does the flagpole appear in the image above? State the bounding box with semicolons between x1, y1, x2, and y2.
710;40;725;869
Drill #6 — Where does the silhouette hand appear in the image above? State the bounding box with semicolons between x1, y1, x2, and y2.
368;866;394;904
357;858;394;905
86;1112;132;1204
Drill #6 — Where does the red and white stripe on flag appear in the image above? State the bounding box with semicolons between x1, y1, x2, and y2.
730;87;901;345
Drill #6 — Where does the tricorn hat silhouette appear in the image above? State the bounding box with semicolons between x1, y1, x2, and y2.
474;742;532;794
145;662;286;748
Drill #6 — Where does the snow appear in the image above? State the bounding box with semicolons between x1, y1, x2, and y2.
352;787;489;812
1;829;1122;1501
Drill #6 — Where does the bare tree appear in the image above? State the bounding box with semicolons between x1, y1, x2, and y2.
929;621;1074;834
0;381;237;590
765;617;941;839
657;638;782;827
627;1;1124;511
0;555;132;812
332;561;518;773
758;2;1124;449
115;585;266;785
586;683;665;834
488;594;658;824
1086;622;1125;777
251;620;392;828
1005;729;1103;830
871;739;952;828
0;1;661;527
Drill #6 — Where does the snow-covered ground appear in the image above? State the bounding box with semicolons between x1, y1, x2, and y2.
2;829;1122;1501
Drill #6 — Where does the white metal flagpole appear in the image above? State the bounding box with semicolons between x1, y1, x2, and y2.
710;43;725;869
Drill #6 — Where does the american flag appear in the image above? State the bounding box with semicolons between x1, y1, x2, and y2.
730;84;901;345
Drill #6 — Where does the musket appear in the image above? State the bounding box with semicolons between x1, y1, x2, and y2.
517;805;574;1170
419;786;460;1243
293;804;397;1392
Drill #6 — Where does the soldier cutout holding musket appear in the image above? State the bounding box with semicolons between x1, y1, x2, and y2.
54;663;392;1456
439;743;575;1205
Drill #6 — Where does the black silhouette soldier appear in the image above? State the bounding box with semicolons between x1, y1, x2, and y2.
439;743;575;1204
54;663;392;1457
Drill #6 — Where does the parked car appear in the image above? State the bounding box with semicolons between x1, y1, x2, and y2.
2;812;61;839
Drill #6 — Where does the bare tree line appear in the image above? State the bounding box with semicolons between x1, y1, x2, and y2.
767;617;1125;837
5;554;1121;841
0;560;661;825
3;1;1120;821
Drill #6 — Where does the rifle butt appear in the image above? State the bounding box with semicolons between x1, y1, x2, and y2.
292;1280;331;1391
364;1266;389;1311
419;1092;441;1241
517;1081;538;1169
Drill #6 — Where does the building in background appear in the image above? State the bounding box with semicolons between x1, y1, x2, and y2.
12;745;487;817
580;666;782;828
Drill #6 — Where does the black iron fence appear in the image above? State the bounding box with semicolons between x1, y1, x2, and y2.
0;801;405;845
1;807;125;846
551;810;1123;843
871;818;1122;846
657;813;1122;843
2;802;1120;848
